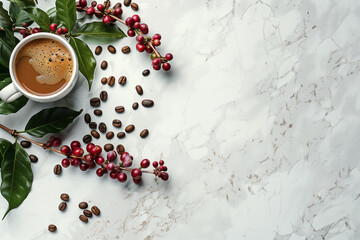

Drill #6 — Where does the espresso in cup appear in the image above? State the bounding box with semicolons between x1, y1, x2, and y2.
14;38;73;96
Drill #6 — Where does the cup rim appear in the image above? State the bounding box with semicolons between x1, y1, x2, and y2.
9;32;79;101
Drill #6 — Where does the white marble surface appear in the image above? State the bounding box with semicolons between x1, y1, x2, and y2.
1;0;360;239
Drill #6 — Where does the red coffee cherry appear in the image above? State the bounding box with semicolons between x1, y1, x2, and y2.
145;45;153;54
79;0;87;8
97;4;105;11
72;147;84;157
132;14;140;22
61;158;70;168
133;177;141;184
107;151;117;161
71;141;81;150
91;1;97;7
113;7;122;16
95;156;105;165
131;168;142;179
103;15;111;25
152;34;161;40
96;168;105;177
57;27;63;34
125;17;134;27
79;163;88;171
90;145;102;156
109;170;118;179
152;58;160;66
152;161;158;168
86;6;95;15
161;172;169;181
162;63;171;71
49;23;57;32
159;160;164;166
32;28;41;34
60;145;71;156
70;158;80;167
136;35;144;43
62;27;68;34
86;143;95;152
127;29;135;37
84;154;94;163
106;162;115;171
165;53;173;61
136;43;145;52
139;23;148;34
153;39;161;46
117;172;127;182
133;22;140;29
140;159;150;168
52;138;62;147
153;64;161;71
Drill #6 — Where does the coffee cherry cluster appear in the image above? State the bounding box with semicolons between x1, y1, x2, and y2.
49;23;68;35
44;136;62;149
77;0;123;25
19;22;42;38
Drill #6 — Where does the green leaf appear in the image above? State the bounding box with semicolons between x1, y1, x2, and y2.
1;141;33;219
46;7;58;24
23;7;50;31
55;0;76;31
73;22;127;38
8;0;36;8
0;138;12;168
69;37;96;90
9;2;33;27
24;107;83;137
0;2;13;30
0;28;17;69
0;78;28;115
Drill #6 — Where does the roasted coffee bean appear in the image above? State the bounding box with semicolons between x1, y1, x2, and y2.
91;130;100;139
124;0;131;7
94;109;102;116
89;122;97;129
83;134;92;144
141;99;154;108
99;122;107;133
104;143;114;152
58;202;67;211
54;164;62;175
112;119;122;128
121;46;130;54
114;2;122;8
90;97;100;107
29;154;38;163
135;85;143;95
131;2;138;11
140;129;149;138
100;91;108;101
142;69;150;76
60;193;69;202
84;113;91;123
115;106;125;113
83;209;93;218
117;132;126;139
132;102;139;110
118;76;127;85
125;124;135;133
107;76;115;86
79;202;88;209
116;144;125;155
95;46;102;55
48;224;57;232
101;77;108;85
106;131;114;139
101;61;108;70
79;215;88;223
91;206;101;216
20;140;31;148
107;45;116;54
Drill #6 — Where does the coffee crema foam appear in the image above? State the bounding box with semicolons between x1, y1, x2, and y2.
17;38;73;85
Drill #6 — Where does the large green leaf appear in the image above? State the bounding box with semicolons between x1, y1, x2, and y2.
24;107;82;137
1;141;33;219
23;7;50;31
69;37;96;90
0;2;13;30
9;2;33;27
8;0;36;8
0;78;28;115
73;22;126;38
0;138;12;168
55;0;76;31
46;7;58;24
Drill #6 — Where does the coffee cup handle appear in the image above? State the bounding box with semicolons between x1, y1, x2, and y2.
0;83;23;103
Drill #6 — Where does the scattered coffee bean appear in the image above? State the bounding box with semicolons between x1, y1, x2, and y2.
104;143;114;152
131;2;138;11
116;144;125;155
107;76;115;86
142;69;150;76
91;206;101;216
112;119;122;128
107;45;116;54
124;0;131;7
90;97;100;107
58;202;67;211
29;154;38;163
48;224;57;232
20;140;31;148
121;46;130;54
89;122;97;129
95;46;102;55
84;113;91;123
79;202;88;209
91;130;100;139
100;91;108;101
132;102;139;110
117;132;126;139
135;85;143;95
140;129;149;138
118;76;126;85
115;106;125;113
101;61;108;70
94;109;102;116
142;99;154;108
106;131;114;139
99;122;107;133
101;77;107;85
79;215;88;223
125;124;135;133
54;164;62;175
83;209;93;218
60;193;69;202
83;134;92;144
114;2;122;8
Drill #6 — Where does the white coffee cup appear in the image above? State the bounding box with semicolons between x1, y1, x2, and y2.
0;33;79;103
